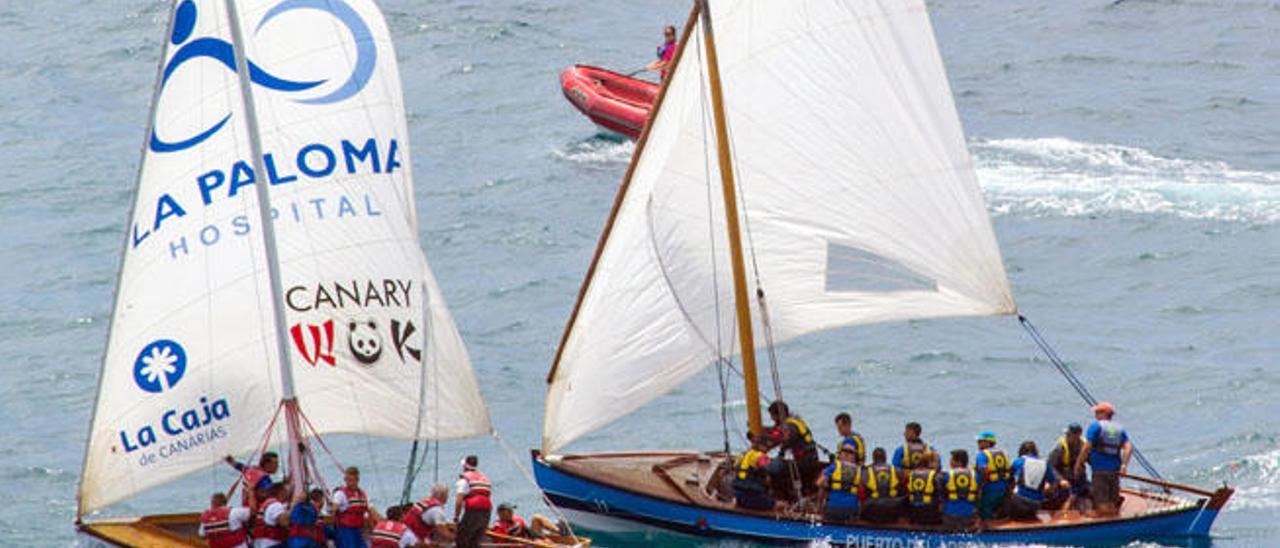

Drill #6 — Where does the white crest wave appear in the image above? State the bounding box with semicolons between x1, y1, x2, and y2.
973;138;1280;224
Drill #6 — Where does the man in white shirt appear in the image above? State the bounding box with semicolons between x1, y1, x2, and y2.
252;483;291;548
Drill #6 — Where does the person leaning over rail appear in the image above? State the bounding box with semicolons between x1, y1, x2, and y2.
1076;402;1133;517
732;435;778;510
860;447;906;524
1046;422;1088;512
402;483;453;544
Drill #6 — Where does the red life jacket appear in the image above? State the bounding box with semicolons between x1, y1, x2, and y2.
240;467;270;505
370;519;409;548
288;520;326;545
461;471;492;511
401;497;442;538
492;516;529;541
334;486;369;528
201;506;247;548
251;498;288;542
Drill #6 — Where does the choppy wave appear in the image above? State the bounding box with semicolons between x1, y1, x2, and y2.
1202;447;1280;510
974;138;1280;224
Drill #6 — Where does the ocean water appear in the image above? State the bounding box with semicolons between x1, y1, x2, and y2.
1;0;1278;546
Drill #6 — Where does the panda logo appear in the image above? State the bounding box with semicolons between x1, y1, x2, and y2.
347;320;382;366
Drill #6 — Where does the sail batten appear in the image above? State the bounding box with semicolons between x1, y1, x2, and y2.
543;0;1015;454
80;0;488;516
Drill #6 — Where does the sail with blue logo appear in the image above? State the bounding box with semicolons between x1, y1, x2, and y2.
77;0;489;517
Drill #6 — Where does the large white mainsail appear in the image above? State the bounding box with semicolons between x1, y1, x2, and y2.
79;0;487;517
544;0;1015;453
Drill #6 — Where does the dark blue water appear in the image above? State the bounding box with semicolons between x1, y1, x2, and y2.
1;0;1277;545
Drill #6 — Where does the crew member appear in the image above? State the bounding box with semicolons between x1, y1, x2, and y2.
941;449;979;529
905;451;942;525
644;25;677;79
455;455;493;548
1046;422;1088;510
371;505;419;548
1007;440;1068;521
251;483;290;548
834;412;866;465
861;447;905;524
403;484;452;543
332;466;373;547
816;441;861;522
199;492;250;548
892;422;935;470
287;488;329;548
732;436;776;510
225;452;279;506
1075;402;1132;516
491;502;531;542
764;400;821;498
974;431;1012;520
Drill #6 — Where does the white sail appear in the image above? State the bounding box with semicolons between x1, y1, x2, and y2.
544;0;1015;453
80;0;487;516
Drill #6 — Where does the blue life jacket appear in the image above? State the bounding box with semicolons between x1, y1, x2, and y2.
1094;420;1125;456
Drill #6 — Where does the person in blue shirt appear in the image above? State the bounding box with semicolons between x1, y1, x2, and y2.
833;412;866;466
816;441;862;522
288;488;332;548
940;449;979;529
892;422;935;470
1075;401;1132;516
974;431;1012;519
1007;440;1070;521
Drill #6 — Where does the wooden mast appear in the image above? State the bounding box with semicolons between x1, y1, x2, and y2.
698;0;764;437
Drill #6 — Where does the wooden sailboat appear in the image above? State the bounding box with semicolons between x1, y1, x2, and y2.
533;0;1233;545
76;0;495;544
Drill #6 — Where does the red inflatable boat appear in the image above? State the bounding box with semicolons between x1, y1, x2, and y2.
560;64;658;139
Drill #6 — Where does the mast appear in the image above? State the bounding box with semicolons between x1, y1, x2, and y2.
698;0;764;437
224;0;308;494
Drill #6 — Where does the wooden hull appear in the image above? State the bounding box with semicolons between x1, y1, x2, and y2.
77;512;592;547
533;451;1232;546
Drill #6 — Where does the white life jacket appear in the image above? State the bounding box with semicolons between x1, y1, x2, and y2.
1020;457;1048;490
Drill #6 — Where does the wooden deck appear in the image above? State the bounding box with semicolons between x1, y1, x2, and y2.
548;451;1213;531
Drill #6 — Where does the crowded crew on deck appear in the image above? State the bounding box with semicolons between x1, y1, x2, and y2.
730;400;1134;530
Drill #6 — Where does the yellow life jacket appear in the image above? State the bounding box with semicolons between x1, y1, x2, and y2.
865;463;900;498
1056;437;1071;467
829;461;860;494
736;448;766;481
903;440;930;468
982;448;1012;482
907;469;937;504
946;469;978;502
786;416;814;444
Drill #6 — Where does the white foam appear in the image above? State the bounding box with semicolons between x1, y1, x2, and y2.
1209;447;1280;510
552;138;635;165
972;138;1280;224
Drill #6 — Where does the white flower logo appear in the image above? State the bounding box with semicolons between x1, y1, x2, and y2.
133;339;187;393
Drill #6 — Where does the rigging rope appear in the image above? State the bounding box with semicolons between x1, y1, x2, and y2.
1017;314;1165;483
490;432;580;542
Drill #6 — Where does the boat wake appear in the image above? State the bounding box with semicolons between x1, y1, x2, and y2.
973;137;1280;224
1198;447;1280;510
552;136;635;165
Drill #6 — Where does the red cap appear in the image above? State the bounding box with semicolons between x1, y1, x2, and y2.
1092;401;1115;414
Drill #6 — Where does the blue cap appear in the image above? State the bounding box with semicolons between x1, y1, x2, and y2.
976;431;997;443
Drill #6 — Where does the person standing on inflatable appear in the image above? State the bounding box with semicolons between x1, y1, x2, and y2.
645;25;678;79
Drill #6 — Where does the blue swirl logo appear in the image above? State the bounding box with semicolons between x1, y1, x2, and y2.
133;339;188;393
150;0;377;153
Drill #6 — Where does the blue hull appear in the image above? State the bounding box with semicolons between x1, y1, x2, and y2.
533;455;1224;546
